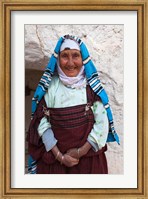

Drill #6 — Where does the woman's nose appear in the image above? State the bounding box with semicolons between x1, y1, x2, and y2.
67;57;74;66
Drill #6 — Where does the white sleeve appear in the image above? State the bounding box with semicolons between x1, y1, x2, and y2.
37;86;52;137
37;116;51;137
37;77;59;151
87;100;109;152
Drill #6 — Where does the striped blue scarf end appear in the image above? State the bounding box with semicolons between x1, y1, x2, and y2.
107;132;120;145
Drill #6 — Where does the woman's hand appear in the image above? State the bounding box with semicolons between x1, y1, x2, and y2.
62;154;79;167
67;142;92;159
51;145;79;167
66;148;79;159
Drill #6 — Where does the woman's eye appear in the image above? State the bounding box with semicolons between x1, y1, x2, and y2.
61;54;68;58
73;53;79;58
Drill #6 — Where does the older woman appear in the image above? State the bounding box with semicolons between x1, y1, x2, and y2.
27;35;119;174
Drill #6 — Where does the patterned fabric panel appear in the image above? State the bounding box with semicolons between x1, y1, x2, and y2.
48;103;94;129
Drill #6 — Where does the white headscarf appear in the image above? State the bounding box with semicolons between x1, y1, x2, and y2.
60;38;80;52
57;39;86;89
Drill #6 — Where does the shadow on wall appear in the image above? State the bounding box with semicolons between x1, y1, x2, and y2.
25;69;44;133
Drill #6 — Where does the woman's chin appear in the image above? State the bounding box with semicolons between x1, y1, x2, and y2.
65;71;78;77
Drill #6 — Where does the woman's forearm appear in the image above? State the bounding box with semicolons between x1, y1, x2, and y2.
79;141;92;157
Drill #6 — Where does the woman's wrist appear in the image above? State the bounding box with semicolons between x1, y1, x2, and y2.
60;155;64;165
79;141;92;157
52;145;62;161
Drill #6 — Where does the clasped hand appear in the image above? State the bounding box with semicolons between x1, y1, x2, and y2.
61;148;81;167
52;142;91;167
62;153;79;167
63;146;88;167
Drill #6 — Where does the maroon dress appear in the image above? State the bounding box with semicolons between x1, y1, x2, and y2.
27;85;108;174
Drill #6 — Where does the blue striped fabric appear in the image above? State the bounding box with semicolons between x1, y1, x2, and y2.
28;155;37;174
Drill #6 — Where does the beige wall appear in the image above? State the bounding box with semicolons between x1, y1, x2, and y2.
25;25;124;174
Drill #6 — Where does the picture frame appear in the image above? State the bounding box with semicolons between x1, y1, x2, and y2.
0;0;148;198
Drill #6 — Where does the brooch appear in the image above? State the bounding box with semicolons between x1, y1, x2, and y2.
43;105;50;117
84;103;91;116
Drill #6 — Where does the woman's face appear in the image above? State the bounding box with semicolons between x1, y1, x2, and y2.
59;49;83;77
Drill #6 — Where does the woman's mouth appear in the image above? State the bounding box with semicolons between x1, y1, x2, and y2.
66;67;77;71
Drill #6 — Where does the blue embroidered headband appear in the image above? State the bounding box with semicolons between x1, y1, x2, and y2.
31;35;120;144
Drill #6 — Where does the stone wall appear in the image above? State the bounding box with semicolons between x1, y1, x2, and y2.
25;24;124;174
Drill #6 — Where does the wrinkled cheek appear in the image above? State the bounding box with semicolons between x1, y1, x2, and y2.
60;61;66;67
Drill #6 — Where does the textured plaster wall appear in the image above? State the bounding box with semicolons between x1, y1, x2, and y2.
25;24;124;174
